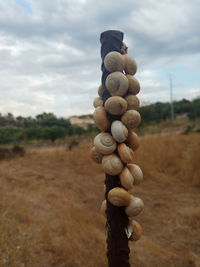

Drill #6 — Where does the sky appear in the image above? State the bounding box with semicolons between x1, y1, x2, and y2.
0;0;200;118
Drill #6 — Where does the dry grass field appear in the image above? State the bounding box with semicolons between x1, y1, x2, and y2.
0;133;200;267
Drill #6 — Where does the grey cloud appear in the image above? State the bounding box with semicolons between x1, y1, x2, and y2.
0;0;199;117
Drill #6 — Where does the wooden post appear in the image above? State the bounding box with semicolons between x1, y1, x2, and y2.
100;30;130;267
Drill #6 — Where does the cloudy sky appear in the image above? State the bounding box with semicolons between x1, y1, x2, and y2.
0;0;200;117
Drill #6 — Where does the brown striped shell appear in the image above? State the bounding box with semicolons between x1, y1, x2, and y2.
123;54;137;75
126;131;140;151
117;143;134;163
105;96;127;115
121;110;141;129
90;147;103;164
125;95;140;110
126;75;140;95
93;97;103;108
108;187;131;207
93;106;110;131
106;72;129;96
102;153;123;175
127;164;143;185
125;196;144;217
104;51;125;72
119;167;134;190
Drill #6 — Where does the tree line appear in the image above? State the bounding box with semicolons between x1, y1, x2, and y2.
0;98;199;144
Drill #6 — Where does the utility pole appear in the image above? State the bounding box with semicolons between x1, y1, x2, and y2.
169;76;175;120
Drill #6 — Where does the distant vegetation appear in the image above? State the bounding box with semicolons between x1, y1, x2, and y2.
0;98;199;144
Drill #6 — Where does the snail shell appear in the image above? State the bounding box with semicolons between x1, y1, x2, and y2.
105;96;127;115
106;72;129;96
125;95;140;110
111;120;128;143
98;85;104;97
94;133;117;155
90;147;103;164
100;200;107;217
102;153;123;175
108;187;131;207
126;131;140;151
104;51;125;72
123;54;137;75
127;164;143;185
121;110;141;129
129;220;142;241
126;75;140;95
119;167;134;190
93;106;110;131
93;97;103;108
117;143;134;163
125;196;144;217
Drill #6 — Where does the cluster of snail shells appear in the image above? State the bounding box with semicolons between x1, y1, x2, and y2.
91;51;144;241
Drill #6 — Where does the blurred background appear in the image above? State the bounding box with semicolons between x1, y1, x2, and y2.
0;0;200;266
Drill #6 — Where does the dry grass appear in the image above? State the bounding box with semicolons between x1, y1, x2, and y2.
0;133;200;266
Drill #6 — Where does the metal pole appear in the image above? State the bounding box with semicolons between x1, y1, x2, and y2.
100;30;130;267
169;76;175;120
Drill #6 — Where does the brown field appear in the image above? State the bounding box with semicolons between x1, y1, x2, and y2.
0;133;200;267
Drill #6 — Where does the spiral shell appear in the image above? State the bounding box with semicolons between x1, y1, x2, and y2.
119;167;134;190
94;133;117;155
126;75;140;95
117;143;134;163
125;95;140;110
129;220;142;241
98;85;104;97
90;147;103;164
93;106;110;131
106;72;129;96
125;196;144;217
127;164;143;185
108;187;131;207
93;97;103;108
126;131;140;151
100;200;107;217
104;51;125;72
123;54;137;75
105;96;127;115
111;120;128;143
102;153;123;175
121;110;141;129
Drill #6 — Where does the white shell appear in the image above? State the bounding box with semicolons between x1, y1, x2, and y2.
127;164;143;185
119;167;134;190
125;196;144;217
111;120;128;143
104;51;125;72
94;133;117;155
102;153;123;175
106;72;129;96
